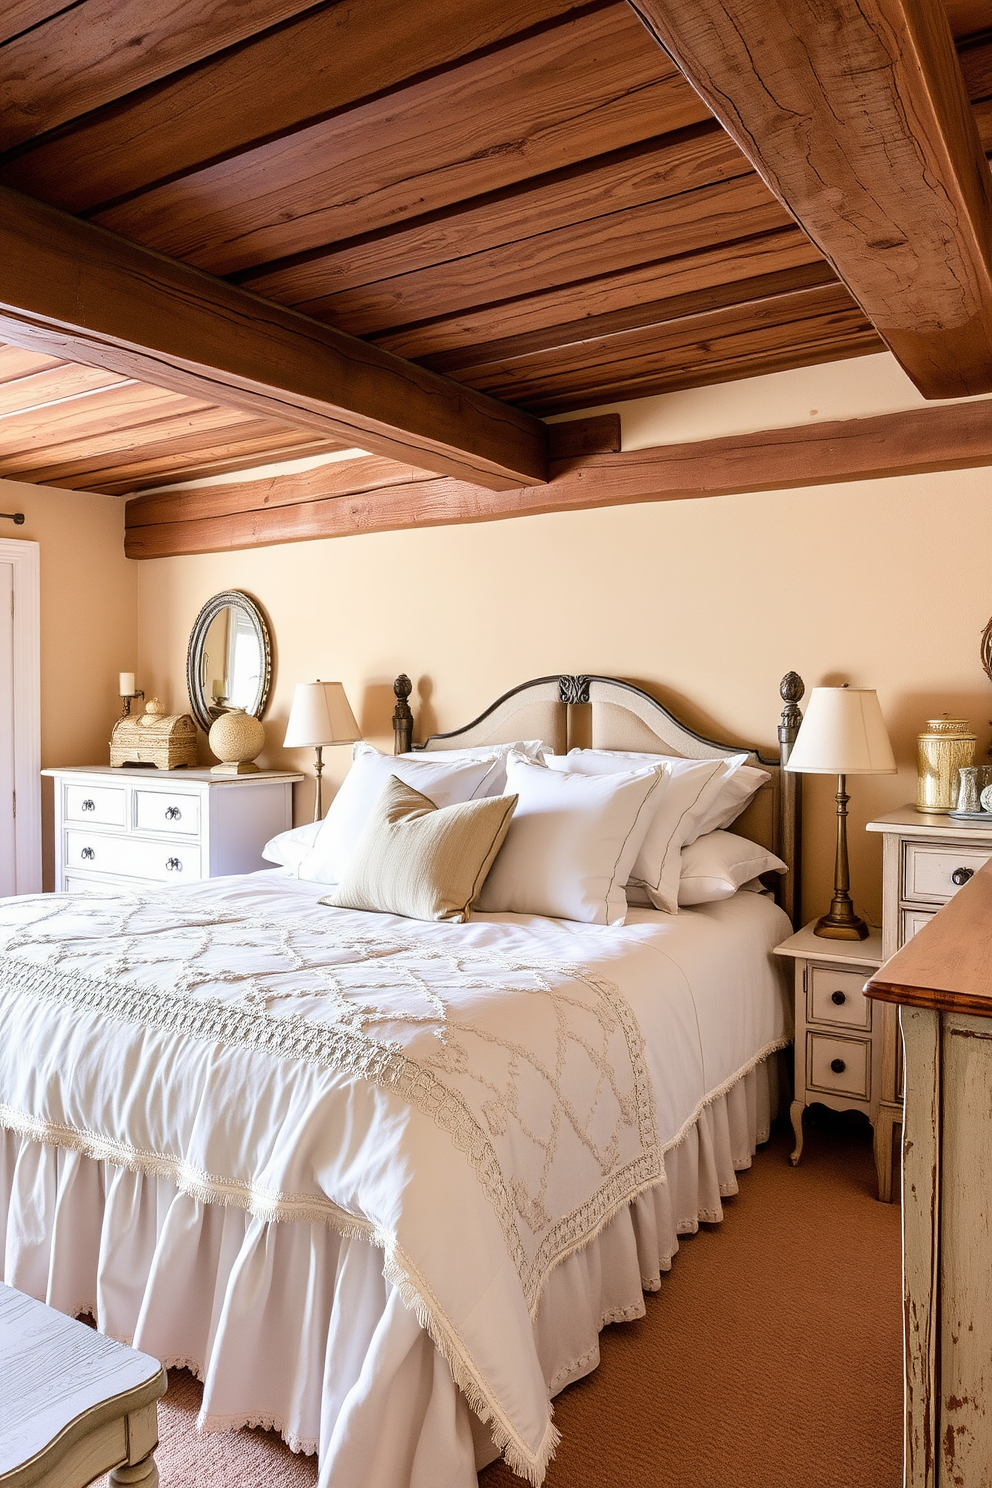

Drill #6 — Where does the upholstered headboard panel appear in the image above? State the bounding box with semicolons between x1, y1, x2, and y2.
392;671;805;925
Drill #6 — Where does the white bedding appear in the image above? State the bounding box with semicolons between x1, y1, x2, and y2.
0;874;791;1484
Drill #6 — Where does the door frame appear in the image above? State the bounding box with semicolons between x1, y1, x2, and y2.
0;538;41;892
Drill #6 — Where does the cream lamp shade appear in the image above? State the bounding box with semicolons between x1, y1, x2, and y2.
785;687;896;776
284;681;361;749
284;681;361;821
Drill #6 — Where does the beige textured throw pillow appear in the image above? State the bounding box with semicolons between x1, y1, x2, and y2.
322;775;517;923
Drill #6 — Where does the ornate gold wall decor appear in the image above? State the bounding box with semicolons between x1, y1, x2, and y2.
916;718;976;812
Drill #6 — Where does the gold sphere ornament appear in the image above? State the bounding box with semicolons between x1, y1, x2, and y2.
208;707;265;774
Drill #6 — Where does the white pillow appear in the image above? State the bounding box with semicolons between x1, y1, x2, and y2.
476;751;664;925
297;743;502;885
398;739;546;795
558;749;768;838
261;819;322;872
677;830;787;906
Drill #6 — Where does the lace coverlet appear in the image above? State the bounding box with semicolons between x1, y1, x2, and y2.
0;891;674;1482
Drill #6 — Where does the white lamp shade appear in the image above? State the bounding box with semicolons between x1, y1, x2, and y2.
283;681;361;749
786;687;896;775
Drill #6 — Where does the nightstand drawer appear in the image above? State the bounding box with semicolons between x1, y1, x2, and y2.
806;1032;871;1101
65;831;201;882
64;783;127;828
807;965;872;1030
900;907;937;947
903;843;992;904
134;790;200;837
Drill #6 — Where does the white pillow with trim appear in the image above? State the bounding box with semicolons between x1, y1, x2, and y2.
677;830;786;906
397;739;547;795
476;751;665;925
261;819;321;873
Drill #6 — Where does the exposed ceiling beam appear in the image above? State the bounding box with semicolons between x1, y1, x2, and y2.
0;187;548;490
124;399;992;556
627;0;992;397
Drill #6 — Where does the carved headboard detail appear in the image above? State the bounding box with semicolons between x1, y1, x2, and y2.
392;672;804;925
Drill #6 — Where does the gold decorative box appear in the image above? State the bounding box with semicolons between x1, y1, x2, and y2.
110;698;198;769
916;717;976;812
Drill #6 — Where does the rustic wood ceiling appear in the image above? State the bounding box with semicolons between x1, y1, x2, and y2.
0;0;989;503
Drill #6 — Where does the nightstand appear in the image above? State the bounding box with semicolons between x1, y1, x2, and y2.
865;808;992;1201
774;922;884;1181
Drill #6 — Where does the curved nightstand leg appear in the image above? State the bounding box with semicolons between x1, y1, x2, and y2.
790;1099;805;1166
873;1106;900;1203
110;1452;159;1487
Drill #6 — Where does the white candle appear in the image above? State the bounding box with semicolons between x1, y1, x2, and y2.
119;672;135;696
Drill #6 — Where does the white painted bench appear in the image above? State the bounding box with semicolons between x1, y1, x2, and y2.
0;1284;167;1488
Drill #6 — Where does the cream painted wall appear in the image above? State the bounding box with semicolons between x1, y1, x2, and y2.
134;463;992;929
0;478;139;888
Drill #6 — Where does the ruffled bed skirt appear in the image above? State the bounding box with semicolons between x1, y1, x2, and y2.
0;1055;779;1488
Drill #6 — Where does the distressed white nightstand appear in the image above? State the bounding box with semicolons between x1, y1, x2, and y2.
774;922;884;1181
865;807;992;1201
43;766;303;893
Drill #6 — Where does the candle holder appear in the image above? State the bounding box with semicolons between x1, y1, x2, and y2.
120;689;145;718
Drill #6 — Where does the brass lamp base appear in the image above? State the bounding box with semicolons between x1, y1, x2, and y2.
813;907;869;940
813;772;870;940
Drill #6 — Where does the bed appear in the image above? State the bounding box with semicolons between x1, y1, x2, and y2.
0;671;804;1488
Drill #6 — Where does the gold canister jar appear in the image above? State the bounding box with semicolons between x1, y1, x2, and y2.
916;719;977;812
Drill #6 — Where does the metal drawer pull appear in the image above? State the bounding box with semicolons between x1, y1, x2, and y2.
951;866;975;886
830;1057;846;1074
165;857;183;872
831;989;847;1005
164;806;182;821
80;847;95;861
81;799;95;812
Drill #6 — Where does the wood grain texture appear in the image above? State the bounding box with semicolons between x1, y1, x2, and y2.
945;0;992;39
0;0;325;151
0;0;591;213
123;397;992;555
0;187;548;489
900;1006;940;1488
92;5;709;275
631;0;992;397
0;361;128;416
30;429;336;495
0;0;70;46
866;860;992;1015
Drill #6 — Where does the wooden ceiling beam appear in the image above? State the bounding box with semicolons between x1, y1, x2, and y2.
628;0;992;397
0;0;592;211
0;187;548;490
123;399;992;557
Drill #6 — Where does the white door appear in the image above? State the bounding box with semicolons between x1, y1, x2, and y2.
0;562;15;894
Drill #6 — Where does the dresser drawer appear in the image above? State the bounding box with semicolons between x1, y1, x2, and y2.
65;830;201;882
903;843;992;904
806;1032;871;1101
63;872;137;895
134;790;200;837
807;965;872;1030
900;907;937;947
64;783;126;828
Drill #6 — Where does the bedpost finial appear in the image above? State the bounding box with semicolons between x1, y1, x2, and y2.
394;673;412;702
780;671;804;706
392;674;414;755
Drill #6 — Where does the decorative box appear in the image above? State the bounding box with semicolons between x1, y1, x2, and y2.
110;698;198;769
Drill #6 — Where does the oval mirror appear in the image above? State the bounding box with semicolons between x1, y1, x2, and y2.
186;590;272;732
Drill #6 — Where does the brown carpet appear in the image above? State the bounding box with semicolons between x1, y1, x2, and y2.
117;1111;902;1487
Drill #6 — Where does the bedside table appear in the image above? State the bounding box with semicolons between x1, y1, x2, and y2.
774;922;884;1184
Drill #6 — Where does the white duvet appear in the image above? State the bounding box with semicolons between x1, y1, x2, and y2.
0;875;790;1483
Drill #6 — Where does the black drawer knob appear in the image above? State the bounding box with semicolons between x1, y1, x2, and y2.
165;857;182;872
830;1057;846;1074
952;867;975;886
81;799;95;812
831;989;847;1005
80;846;95;861
164;806;182;821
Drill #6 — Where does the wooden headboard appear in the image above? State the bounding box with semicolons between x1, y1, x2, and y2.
391;672;805;926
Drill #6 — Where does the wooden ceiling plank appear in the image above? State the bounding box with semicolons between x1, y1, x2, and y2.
960;33;992;101
0;382;204;456
285;177;790;339
946;1;992;40
0;0;324;151
0;362;129;417
372;226;825;360
123;398;992;557
240;122;746;303
0;1;72;47
629;0;992;397
420;262;840;376
91;6;709;275
0;0;591;213
0;187;548;489
0;343;67;383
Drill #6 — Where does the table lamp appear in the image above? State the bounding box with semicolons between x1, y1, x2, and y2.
786;686;896;939
283;681;361;821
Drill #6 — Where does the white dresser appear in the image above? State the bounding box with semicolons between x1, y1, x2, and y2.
866;807;992;1198
43;766;303;893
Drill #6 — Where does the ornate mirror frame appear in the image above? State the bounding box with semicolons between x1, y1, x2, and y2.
186;589;272;732
982;615;992;686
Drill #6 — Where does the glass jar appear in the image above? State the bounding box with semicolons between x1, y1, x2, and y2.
916;719;976;812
